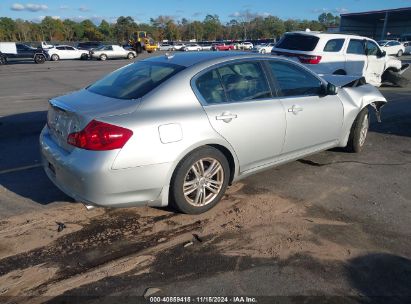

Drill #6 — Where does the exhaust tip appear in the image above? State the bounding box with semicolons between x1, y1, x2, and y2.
83;204;96;211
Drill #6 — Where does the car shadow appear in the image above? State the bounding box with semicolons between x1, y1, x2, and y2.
0;111;73;205
346;253;411;303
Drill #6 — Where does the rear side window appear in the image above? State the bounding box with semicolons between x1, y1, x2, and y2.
347;39;365;55
87;61;185;99
196;70;226;104
323;39;344;52
268;61;322;97
276;34;320;51
217;62;271;102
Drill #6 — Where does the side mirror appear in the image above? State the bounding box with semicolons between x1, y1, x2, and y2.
320;83;338;96
380;50;386;57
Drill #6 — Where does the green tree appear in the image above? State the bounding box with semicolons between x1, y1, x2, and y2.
0;17;16;40
203;14;222;41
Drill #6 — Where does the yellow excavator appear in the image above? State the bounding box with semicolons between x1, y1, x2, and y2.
129;31;158;54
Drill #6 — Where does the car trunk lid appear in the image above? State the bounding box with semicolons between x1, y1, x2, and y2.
47;89;140;152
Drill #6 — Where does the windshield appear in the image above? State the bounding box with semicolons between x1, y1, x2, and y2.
276;34;320;51
87;61;185;99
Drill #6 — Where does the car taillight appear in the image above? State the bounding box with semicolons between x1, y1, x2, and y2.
67;120;133;151
298;55;322;64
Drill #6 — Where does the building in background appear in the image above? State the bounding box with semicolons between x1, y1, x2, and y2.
340;7;411;40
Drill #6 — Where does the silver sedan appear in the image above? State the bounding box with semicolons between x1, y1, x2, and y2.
40;52;387;214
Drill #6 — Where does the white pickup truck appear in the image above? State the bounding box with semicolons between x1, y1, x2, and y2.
271;31;409;87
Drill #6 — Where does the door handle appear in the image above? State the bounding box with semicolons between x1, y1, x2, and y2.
288;105;303;114
216;113;238;123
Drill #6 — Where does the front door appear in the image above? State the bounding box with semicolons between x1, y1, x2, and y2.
266;60;344;154
195;61;287;172
365;40;387;86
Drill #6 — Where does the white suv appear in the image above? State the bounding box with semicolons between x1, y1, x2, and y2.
271;31;409;86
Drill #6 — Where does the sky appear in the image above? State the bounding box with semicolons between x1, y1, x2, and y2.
1;0;411;24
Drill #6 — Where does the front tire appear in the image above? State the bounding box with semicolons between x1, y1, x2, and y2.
397;50;403;57
170;147;230;214
99;54;107;61
127;52;134;59
51;54;59;61
346;107;369;153
34;54;46;64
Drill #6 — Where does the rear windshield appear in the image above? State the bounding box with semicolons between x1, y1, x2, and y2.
276;34;320;51
87;61;185;99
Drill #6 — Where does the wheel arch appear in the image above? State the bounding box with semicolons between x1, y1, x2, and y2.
165;140;240;194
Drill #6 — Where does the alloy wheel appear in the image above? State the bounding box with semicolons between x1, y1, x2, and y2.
183;158;224;207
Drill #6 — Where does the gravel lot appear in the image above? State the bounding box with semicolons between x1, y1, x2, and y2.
0;53;410;303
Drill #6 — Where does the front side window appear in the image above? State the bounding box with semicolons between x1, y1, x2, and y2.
366;40;380;56
269;61;322;97
347;39;365;55
87;61;185;99
56;46;65;50
323;39;344;52
217;62;271;102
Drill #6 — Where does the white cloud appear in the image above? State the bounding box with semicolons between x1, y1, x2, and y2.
59;5;69;10
78;6;90;12
334;8;349;14
11;3;25;11
11;3;48;12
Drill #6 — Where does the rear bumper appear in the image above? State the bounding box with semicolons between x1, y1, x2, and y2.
40;127;172;208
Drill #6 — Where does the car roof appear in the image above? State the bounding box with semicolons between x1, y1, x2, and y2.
284;31;371;41
144;51;267;67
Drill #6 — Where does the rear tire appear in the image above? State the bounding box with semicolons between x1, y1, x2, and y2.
0;55;6;65
34;54;46;64
346;107;369;153
170;146;230;214
382;69;409;87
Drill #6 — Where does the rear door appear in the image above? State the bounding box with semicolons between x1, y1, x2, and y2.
267;60;343;154
194;60;286;172
345;39;367;77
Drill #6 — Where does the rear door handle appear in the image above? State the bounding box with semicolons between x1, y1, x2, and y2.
216;113;238;123
288;105;303;114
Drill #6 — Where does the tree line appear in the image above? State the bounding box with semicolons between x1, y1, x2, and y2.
0;12;340;43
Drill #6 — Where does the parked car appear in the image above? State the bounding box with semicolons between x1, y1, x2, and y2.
90;45;137;60
47;45;89;61
271;31;409;87
252;43;276;54
41;52;387;214
77;41;104;51
0;42;49;64
403;41;411;54
239;42;253;50
377;40;405;57
183;44;202;51
201;44;213;51
212;43;235;51
159;43;175;51
173;43;186;51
